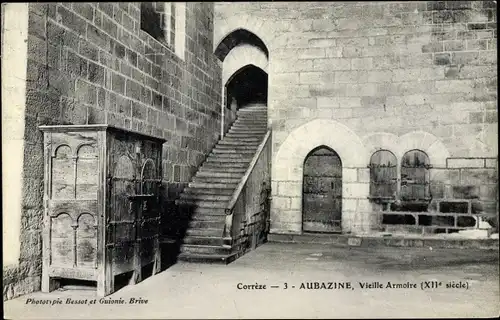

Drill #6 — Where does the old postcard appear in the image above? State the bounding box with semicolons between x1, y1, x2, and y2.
2;1;499;319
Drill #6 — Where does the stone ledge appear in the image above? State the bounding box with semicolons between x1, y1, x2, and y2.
268;233;499;250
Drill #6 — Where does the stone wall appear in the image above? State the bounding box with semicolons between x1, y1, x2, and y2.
4;2;222;301
214;1;498;234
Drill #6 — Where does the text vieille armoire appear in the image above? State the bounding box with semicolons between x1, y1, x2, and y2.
40;124;166;296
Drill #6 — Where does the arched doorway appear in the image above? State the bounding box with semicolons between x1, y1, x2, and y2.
225;64;268;110
214;28;269;136
302;146;342;233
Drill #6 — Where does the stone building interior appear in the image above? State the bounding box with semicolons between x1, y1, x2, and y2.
2;1;498;299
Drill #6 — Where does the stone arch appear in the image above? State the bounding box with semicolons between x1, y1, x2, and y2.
214;28;269;62
362;132;400;166
226;63;267;85
274;119;368;180
271;119;369;234
362;131;450;167
399;131;449;167
223;44;269;85
213;17;276;56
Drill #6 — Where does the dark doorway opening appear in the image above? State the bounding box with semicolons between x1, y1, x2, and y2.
225;65;268;110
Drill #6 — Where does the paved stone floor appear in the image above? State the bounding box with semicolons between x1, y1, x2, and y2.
4;243;500;319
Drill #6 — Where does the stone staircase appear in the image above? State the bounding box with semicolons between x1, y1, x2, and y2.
175;104;268;263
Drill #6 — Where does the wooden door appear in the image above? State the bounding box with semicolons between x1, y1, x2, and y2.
108;154;137;278
138;159;161;274
302;146;342;233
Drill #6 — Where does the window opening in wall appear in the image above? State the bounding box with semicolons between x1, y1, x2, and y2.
400;149;431;202
140;2;164;41
140;2;186;59
369;148;480;235
174;2;186;59
163;2;172;45
369;150;397;202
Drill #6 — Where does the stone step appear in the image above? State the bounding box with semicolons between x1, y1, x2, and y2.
175;199;228;208
224;134;266;139
234;117;267;120
188;206;227;216
196;171;245;178
201;161;249;168
188;181;238;189
205;157;252;163
201;164;248;171
183;187;235;196
184;236;224;246
237;110;267;114
230;126;268;131
227;132;267;137
180;193;232;202
218;140;261;146
186;228;221;237
176;205;227;218
236;112;267;115
214;144;259;150
235;118;267;122
177;252;237;264
221;137;263;142
232;123;267;127
238;113;267;116
180;244;232;255
209;152;254;159
231;118;268;124
224;131;266;138
192;176;241;184
230;124;267;129
188;220;226;229
232;121;267;126
237;111;267;114
212;148;256;154
236;114;267;117
237;109;267;113
239;105;267;109
190;210;227;221
240;104;266;108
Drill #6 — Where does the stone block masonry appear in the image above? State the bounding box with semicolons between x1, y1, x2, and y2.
4;2;222;301
216;1;497;157
215;1;497;235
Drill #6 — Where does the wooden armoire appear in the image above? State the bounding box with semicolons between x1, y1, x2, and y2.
39;125;166;296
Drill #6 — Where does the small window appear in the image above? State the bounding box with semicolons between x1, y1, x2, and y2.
140;2;186;59
369;150;397;200
162;3;173;45
400;150;431;201
140;2;164;41
173;2;186;59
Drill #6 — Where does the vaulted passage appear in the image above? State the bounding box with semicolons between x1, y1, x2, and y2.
226;65;268;110
302;146;342;233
